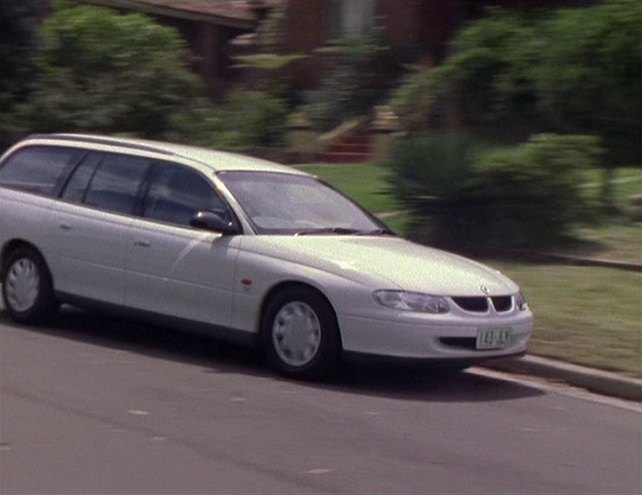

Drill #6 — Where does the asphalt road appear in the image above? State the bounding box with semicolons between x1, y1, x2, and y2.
1;307;640;495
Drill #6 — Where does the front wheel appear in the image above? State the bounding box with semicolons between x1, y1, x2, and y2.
262;287;341;379
2;247;57;325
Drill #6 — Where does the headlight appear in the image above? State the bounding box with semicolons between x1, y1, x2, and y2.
373;290;450;314
515;291;529;311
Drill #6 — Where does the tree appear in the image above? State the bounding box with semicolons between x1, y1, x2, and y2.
0;0;43;148
394;0;641;164
17;3;203;138
534;0;641;164
0;0;42;101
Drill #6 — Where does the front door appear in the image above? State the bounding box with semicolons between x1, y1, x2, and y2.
123;162;239;327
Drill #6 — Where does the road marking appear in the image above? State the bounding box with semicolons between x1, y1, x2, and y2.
127;409;151;416
306;469;332;475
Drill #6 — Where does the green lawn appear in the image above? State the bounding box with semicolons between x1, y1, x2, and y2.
297;161;641;376
571;223;641;264
579;167;641;205
486;261;641;377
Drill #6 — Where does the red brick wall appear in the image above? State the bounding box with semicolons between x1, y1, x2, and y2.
281;0;597;90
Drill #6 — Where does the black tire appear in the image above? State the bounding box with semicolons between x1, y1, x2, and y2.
262;286;341;379
1;247;58;325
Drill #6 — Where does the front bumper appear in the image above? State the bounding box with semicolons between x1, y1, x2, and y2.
338;311;533;360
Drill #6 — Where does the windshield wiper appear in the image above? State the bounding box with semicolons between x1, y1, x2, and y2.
294;227;395;236
354;228;396;236
294;227;363;236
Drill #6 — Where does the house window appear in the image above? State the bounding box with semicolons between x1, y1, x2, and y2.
325;0;379;39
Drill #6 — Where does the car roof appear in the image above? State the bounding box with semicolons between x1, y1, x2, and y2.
17;133;307;175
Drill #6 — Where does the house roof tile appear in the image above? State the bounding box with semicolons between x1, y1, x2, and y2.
82;0;276;27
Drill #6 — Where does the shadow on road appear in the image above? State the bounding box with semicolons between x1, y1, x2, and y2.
1;306;544;403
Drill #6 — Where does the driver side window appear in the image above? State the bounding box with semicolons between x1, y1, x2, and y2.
143;163;229;227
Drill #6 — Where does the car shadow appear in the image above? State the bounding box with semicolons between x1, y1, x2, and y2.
1;306;544;403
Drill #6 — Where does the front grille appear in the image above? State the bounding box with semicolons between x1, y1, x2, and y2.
491;296;512;312
452;297;489;312
452;296;513;313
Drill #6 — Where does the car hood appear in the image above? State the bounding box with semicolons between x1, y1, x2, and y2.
240;235;519;296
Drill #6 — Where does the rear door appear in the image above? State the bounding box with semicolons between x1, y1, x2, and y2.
51;152;153;304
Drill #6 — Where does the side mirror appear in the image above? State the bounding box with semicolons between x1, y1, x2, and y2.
189;210;239;235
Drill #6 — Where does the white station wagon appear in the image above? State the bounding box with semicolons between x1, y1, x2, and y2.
0;134;533;378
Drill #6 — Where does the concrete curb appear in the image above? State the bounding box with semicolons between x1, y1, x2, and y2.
485;355;642;402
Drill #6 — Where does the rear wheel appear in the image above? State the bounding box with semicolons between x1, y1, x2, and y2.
262;287;341;379
2;247;57;324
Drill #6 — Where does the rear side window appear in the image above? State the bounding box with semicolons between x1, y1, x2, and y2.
61;152;102;203
84;153;152;215
0;146;82;196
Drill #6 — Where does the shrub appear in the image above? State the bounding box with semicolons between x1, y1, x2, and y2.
0;0;43;149
386;133;603;251
383;132;490;247
469;134;604;248
385;132;487;208
533;0;641;165
15;4;202;138
219;87;290;148
436;10;540;128
401;0;641;164
169;87;290;151
389;68;438;131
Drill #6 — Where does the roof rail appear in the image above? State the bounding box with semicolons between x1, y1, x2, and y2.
30;133;176;157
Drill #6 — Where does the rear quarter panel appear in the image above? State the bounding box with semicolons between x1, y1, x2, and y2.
0;188;56;269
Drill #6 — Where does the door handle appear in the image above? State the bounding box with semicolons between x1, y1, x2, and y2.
59;223;72;230
134;239;151;248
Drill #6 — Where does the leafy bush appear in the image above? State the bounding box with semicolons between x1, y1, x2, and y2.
385;133;603;250
533;0;641;164
394;0;641;164
169;87;290;151
384;132;494;248
0;0;43;149
470;134;604;248
389;68;438;131
437;10;540;128
385;132;487;209
15;4;202;138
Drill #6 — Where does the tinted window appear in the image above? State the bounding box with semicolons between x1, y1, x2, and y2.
143;163;228;226
60;153;102;203
84;154;151;215
0;146;82;196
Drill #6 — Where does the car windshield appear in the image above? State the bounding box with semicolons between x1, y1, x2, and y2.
218;171;390;235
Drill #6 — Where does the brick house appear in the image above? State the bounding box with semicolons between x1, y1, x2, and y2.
80;0;274;95
79;0;596;94
281;0;597;89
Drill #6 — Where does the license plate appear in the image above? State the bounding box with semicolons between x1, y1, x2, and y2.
476;328;512;350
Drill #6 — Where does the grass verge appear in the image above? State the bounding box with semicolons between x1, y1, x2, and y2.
487;261;641;378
